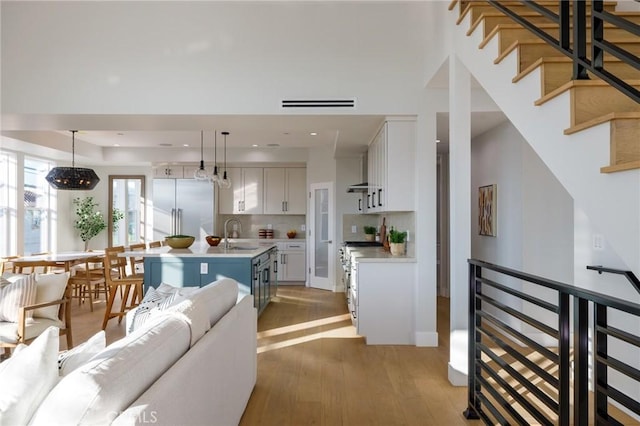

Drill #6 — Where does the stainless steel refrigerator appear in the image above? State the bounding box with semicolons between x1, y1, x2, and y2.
153;179;214;242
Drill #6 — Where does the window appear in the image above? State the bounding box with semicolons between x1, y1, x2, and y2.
109;175;145;247
0;151;18;257
23;157;56;255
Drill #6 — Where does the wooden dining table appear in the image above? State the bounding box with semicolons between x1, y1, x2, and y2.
11;251;104;273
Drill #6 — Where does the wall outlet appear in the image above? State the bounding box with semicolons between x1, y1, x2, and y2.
405;230;410;242
300;224;306;231
267;224;273;229
200;263;208;274
351;225;357;233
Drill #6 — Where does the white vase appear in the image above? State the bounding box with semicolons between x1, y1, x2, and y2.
390;242;405;256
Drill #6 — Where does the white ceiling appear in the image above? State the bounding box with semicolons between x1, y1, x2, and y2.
2;111;507;157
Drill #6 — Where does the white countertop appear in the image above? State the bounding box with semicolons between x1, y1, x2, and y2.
347;246;416;263
121;242;277;258
227;238;306;244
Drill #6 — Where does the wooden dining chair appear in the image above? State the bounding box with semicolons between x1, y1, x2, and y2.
12;260;66;274
148;240;163;249
101;246;144;330
68;255;107;312
128;243;147;277
0;256;20;274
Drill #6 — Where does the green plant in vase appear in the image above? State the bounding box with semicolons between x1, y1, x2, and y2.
388;229;407;256
363;225;377;241
73;196;124;250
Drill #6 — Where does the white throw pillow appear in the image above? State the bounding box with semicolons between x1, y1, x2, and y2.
0;273;37;322
195;278;239;327
156;282;199;299
128;286;178;333
30;316;190;426
58;330;106;376
0;327;60;425
34;272;70;320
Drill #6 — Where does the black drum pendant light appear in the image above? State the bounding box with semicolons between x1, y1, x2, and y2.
45;130;100;190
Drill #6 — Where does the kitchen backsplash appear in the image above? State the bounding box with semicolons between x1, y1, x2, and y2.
217;214;306;239
342;212;415;251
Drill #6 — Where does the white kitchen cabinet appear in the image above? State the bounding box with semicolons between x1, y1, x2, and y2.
154;166;184;179
276;241;306;282
263;168;306;214
351;261;415;345
218;167;263;214
366;119;416;212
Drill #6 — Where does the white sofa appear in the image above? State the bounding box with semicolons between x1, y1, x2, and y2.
0;278;257;426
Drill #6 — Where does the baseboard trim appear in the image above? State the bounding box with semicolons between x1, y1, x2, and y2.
415;331;438;347
448;362;468;386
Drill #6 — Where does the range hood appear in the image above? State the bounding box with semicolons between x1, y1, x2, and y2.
347;182;370;193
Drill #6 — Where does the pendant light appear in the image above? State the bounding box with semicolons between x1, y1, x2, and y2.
45;130;100;190
194;130;210;180
211;130;220;184
220;131;232;189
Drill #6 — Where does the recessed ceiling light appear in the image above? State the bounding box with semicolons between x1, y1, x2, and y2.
114;144;120;147
435;139;441;143
252;144;259;147
310;132;317;136
183;144;189;147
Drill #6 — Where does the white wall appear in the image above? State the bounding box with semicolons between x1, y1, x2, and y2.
1;1;427;115
471;120;574;343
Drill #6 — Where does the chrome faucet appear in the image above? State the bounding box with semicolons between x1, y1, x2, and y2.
223;218;242;249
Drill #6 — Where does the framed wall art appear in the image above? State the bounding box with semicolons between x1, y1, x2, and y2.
478;184;497;236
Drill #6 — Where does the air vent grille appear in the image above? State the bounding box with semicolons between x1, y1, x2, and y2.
281;99;355;108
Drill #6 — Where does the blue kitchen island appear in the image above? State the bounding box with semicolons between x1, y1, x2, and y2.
121;243;278;316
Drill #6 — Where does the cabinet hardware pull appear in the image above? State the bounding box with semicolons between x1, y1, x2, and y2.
367;194;371;209
282;201;285;212
378;189;382;207
372;191;376;208
358;199;362;211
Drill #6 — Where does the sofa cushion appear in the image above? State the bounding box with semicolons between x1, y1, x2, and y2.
195;278;239;327
147;295;211;347
128;286;179;333
34;272;70;320
0;327;59;425
57;330;106;376
30;315;191;426
0;273;37;322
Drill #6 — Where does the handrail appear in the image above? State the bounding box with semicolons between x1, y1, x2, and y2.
487;0;640;104
587;264;640;294
466;258;640;425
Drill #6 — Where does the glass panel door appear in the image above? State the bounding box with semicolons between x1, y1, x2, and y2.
309;182;334;291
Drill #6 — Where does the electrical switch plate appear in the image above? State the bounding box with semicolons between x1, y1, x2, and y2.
351;225;357;233
593;234;604;251
405;230;410;242
300;224;306;231
267;224;273;229
200;263;208;274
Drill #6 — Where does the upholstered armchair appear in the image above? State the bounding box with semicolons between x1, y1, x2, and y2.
0;272;72;358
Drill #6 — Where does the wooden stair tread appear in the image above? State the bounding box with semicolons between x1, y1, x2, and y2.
601;160;640;173
564;111;640;135
536;79;640;106
513;55;632;84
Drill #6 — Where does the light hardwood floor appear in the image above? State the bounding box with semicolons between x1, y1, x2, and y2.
65;285;472;425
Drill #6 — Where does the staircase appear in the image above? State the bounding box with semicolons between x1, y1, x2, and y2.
446;0;640;278
453;0;640;173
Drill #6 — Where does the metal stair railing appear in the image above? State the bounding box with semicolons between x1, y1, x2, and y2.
486;0;640;104
465;258;640;425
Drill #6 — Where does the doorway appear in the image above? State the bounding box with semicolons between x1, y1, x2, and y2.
309;182;334;291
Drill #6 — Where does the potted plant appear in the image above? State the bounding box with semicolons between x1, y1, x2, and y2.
74;197;124;250
363;226;377;242
388;229;407;256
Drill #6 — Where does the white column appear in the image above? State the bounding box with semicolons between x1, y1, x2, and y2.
448;55;472;385
414;88;438;347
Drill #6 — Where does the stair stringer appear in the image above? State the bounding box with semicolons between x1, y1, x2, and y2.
448;7;640;275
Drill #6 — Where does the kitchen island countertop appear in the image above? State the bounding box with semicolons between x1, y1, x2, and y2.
121;242;277;258
348;246;416;263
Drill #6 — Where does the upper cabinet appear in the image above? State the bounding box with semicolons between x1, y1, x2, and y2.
154;165;184;179
367;119;416;213
219;167;264;215
263;168;307;215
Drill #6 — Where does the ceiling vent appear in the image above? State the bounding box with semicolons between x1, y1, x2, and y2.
281;99;355;108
